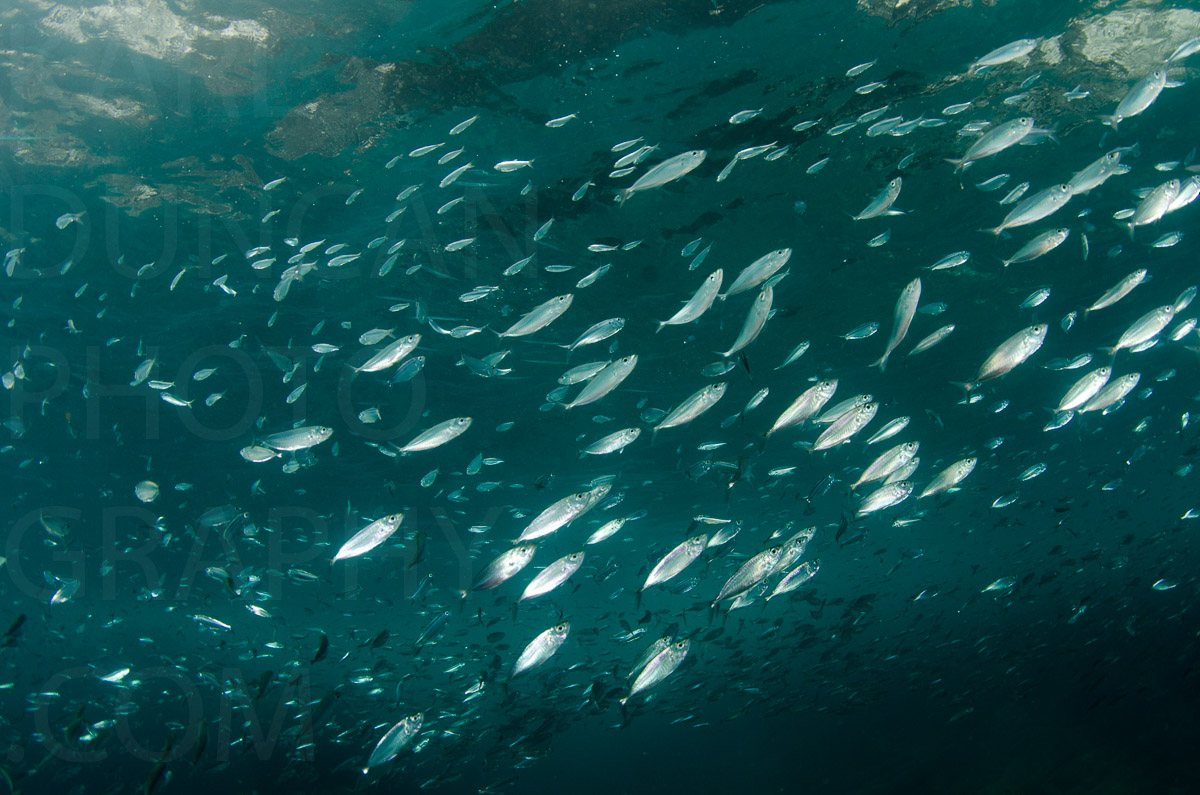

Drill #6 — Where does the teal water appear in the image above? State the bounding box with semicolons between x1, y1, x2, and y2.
2;1;1200;793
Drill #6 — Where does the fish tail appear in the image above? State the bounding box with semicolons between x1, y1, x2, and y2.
871;353;888;373
945;157;969;173
655;321;667;333
1101;346;1118;359
1099;115;1118;131
614;189;629;206
950;380;976;394
634;588;643;609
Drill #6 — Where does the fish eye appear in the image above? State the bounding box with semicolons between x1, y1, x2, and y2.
675;641;687;649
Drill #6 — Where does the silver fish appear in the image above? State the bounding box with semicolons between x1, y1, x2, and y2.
625;638;690;702
712;545;783;606
1105;306;1174;355
985;184;1072;235
563;355;638;409
866;415;911;445
511;622;570;678
396;417;472;453
355;334;421;373
629;635;673;681
1079;373;1140;413
1127;179;1180;237
365;713;423;773
1086;269;1147;315
969;38;1039;74
641;534;708;593
717;286;773;358
658;270;723;331
919;457;977;498
958;324;1047;391
519;551;585;601
853;441;919;488
908;324;955;357
723;249;791;297
856;480;913;517
1056;366;1111;412
948;116;1035;170
259;425;333;452
1102;69;1167;130
563;318;624;351
768;560;820;600
853;178;904;220
1003;228;1070;267
813;401;877;450
767;379;837;437
332;513;404;562
472;543;536;590
872;277;921;372
655;383;727;436
581;427;641;456
517;483;610;542
499;294;573;338
1067;151;1124;195
617;150;707;204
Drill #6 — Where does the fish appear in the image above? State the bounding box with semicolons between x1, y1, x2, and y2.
258;426;333;452
908;324;955;357
581;427;641;456
1056;366;1111;412
947;116;1036;171
767;379;838;438
983;184;1072;236
616;150;707;204
1002;228;1070;267
1078;373;1141;413
856;481;913;517
853;441;920;488
969;38;1039;74
511;622;570;678
563;355;638;409
1126;179;1180;238
562;318;625;351
624;638;691;703
499;295;574;338
723;250;791;298
516;484;610;542
711;545;783;607
955;324;1047;392
1067;151;1125;195
872;278;921;372
365;713;423;773
395;417;472;454
472;544;537;591
717;286;773;358
641;534;708;595
852;178;904;220
1086;269;1148;315
919;457;978;498
519;551;585;601
813;402;877;450
1104;306;1174;356
654;383;727;437
332;514;404;562
658;270;723;331
1101;70;1168;130
354;335;422;373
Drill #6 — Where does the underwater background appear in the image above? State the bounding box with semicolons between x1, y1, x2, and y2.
2;0;1200;792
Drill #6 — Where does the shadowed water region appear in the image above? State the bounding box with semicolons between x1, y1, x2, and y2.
2;0;1200;793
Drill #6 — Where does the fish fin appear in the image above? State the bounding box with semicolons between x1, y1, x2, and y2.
1165;79;1187;89
634;588;643;610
